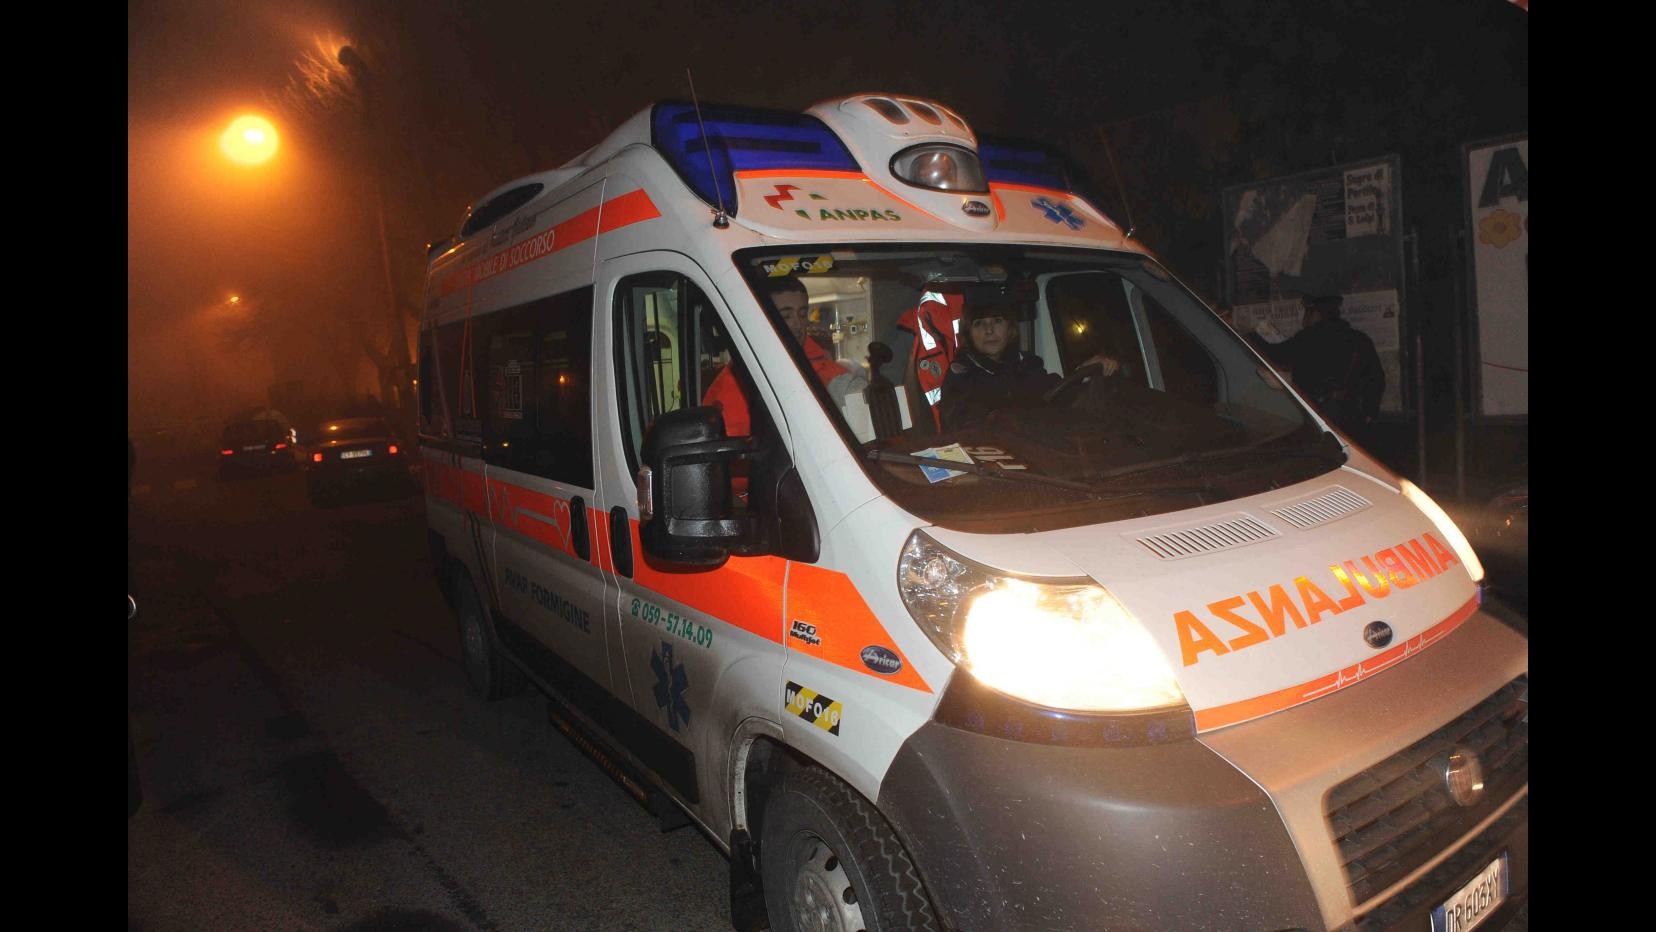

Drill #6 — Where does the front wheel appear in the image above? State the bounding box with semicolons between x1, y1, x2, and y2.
453;568;525;701
761;764;939;932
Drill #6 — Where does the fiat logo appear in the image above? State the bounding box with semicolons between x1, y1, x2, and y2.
1362;621;1393;649
962;200;991;218
1443;747;1486;807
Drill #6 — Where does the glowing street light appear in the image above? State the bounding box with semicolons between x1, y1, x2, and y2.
219;115;279;165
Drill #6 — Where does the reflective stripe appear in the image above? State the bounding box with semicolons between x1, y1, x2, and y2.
918;323;938;350
786;562;932;692
925;387;942;404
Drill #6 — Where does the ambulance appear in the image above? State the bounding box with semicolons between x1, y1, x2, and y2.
418;94;1527;931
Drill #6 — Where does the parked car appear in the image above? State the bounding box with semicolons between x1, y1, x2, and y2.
217;413;299;478
306;416;412;504
1470;483;1528;617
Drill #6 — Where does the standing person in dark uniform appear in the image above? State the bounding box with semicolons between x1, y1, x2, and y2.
1258;294;1384;444
939;303;1119;430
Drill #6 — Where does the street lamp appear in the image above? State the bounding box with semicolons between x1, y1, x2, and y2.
337;45;411;417
219;115;279;165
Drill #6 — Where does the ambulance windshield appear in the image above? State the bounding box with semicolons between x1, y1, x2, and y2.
735;245;1343;531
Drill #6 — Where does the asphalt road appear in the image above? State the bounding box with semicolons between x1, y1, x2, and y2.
127;447;1527;931
127;455;732;931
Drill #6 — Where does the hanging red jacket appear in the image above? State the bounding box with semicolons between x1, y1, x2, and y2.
895;289;965;429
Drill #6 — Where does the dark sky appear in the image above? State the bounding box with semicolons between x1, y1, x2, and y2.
127;0;1526;428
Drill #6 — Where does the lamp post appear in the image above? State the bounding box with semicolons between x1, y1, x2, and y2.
337;45;411;417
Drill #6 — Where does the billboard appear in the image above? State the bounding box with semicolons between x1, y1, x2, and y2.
1464;135;1528;418
1222;157;1407;414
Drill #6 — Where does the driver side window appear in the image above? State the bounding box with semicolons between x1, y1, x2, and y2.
614;272;773;477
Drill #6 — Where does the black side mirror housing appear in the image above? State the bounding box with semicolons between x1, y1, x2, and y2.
638;406;820;567
640;407;755;566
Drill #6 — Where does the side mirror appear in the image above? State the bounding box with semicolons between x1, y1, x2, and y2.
639;407;758;566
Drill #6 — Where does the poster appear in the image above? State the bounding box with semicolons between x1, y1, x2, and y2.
1464;136;1528;417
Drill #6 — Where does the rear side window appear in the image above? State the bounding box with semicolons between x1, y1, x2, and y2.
460;183;545;238
434;318;481;444
418;327;441;437
469;287;595;488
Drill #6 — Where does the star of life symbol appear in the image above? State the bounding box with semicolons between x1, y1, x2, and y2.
1032;197;1084;230
651;641;691;732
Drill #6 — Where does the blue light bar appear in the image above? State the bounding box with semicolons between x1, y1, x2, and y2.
651;102;860;216
978;136;1075;191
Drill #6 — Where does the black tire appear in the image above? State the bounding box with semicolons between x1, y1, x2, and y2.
453;568;525;701
761;763;939;932
127;719;142;818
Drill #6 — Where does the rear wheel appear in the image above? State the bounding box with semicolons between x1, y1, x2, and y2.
453;568;525;701
760;763;938;932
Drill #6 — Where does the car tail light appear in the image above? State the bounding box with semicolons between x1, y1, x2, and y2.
312;452;323;463
275;442;288;450
220;449;234;456
388;444;399;455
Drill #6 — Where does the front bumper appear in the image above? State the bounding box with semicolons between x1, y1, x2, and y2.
879;714;1325;930
877;607;1527;930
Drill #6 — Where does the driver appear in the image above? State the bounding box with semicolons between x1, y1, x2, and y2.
938;301;1120;429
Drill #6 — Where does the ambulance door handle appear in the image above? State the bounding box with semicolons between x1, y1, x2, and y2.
609;506;634;579
569;496;591;562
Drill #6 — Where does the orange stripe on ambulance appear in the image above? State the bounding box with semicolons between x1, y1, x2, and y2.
1174;532;1461;667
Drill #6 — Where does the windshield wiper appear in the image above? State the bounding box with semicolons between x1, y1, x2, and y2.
866;450;1136;500
866;450;1214;503
1086;432;1346;484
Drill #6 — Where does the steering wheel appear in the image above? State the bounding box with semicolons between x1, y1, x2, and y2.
1041;361;1105;405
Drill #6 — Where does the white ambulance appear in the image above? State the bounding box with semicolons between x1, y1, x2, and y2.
418;94;1526;931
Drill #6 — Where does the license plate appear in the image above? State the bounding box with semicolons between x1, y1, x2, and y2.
242;444;265;452
1430;852;1509;932
340;449;372;459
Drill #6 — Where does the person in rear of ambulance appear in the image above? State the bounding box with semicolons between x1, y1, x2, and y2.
703;277;866;436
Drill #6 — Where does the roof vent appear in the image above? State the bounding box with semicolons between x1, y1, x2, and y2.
862;97;908;124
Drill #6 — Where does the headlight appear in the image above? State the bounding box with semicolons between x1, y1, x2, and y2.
898;530;1184;712
1400;479;1485;583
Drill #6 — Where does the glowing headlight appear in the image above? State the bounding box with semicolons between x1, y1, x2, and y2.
1400;479;1485;583
898;531;1184;712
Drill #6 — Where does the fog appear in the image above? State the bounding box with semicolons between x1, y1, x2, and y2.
128;0;1526;462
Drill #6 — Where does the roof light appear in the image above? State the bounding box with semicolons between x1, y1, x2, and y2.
891;144;987;192
651;102;859;216
979;136;1075;190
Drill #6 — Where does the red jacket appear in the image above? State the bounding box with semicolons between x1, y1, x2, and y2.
896;290;965;429
703;337;850;437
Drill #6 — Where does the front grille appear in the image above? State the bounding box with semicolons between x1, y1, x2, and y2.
1353;798;1526;930
1325;675;1528;906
